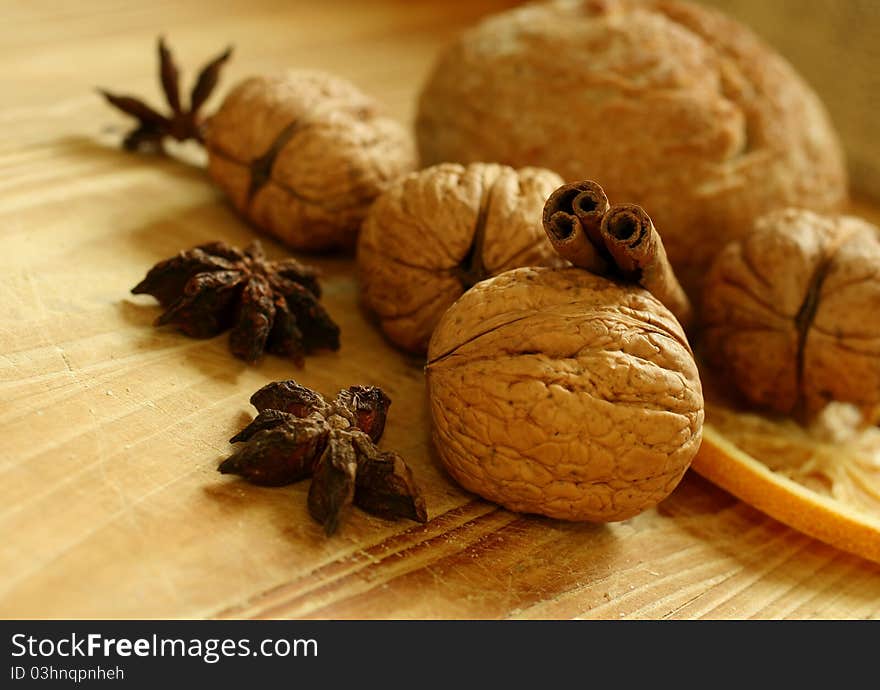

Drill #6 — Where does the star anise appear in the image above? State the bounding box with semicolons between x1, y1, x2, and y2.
99;36;232;152
219;380;428;535
132;240;339;363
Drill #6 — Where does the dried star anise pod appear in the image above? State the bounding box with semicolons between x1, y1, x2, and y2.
132;240;339;363
99;36;232;151
219;380;428;535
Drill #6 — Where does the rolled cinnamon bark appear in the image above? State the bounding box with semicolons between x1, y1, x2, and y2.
542;180;693;329
600;203;693;329
542;181;610;274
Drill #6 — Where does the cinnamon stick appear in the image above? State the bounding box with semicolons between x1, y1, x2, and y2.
541;180;693;329
541;181;610;274
599;203;693;329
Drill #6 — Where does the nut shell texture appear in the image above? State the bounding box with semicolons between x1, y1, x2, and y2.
207;70;416;252
416;0;847;291
357;162;564;353
702;209;880;416
426;266;704;522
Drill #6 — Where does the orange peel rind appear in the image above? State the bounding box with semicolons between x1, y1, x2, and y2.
693;420;880;565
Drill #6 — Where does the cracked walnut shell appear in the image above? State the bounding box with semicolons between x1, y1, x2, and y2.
416;0;847;292
701;209;880;419
357;162;565;353
206;70;416;252
426;266;704;522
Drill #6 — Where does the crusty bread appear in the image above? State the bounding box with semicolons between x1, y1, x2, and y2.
416;0;848;293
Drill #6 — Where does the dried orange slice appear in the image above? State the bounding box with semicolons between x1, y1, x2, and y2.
692;380;880;564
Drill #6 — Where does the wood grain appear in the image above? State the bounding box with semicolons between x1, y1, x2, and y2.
1;0;878;620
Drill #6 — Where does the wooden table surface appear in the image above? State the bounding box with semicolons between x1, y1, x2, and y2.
2;0;879;620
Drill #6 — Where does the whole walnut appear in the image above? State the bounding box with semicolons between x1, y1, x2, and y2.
426;266;704;522
206;70;416;252
701;209;880;419
416;0;847;292
357;162;565;353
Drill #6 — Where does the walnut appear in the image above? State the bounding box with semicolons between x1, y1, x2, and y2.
426;266;704;522
416;0;847;292
356;162;565;353
206;70;416;252
701;209;880;420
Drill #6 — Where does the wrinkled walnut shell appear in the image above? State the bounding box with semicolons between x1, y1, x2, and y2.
206;70;416;252
426;266;704;522
701;209;880;419
357;162;566;353
416;0;847;292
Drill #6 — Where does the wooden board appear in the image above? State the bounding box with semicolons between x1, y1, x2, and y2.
2;0;879;620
